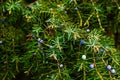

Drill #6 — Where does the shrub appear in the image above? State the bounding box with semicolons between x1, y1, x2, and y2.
0;0;120;80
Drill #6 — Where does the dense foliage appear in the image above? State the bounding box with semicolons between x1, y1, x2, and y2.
0;0;120;80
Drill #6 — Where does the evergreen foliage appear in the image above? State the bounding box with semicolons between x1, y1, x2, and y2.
0;0;120;80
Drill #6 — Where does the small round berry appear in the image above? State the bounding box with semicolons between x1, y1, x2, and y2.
110;69;116;74
50;8;53;11
0;41;2;44
2;18;5;24
105;46;109;49
60;23;64;26
51;74;54;79
46;61;49;64
31;34;35;38
60;64;63;68
39;40;43;43
86;29;90;32
106;65;111;70
43;53;48;56
81;55;86;60
38;42;41;47
46;75;50;78
38;38;41;42
4;61;7;64
95;56;99;60
74;7;78;11
38;38;43;43
100;49;104;53
80;40;85;45
49;46;53;49
89;64;94;69
64;11;67;14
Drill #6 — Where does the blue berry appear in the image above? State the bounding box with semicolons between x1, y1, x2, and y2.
106;65;111;70
38;42;41;46
95;56;99;60
4;61;7;64
74;7;78;11
38;38;43;43
86;29;90;32
89;64;94;69
0;41;2;44
37;38;43;47
40;40;43;43
100;49;104;53
43;53;48;56
60;64;63;68
2;18;5;24
110;69;116;74
31;34;35;38
80;40;85;45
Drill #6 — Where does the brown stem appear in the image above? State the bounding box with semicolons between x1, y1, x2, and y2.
92;52;104;80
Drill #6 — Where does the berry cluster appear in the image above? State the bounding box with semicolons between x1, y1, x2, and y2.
106;65;116;74
38;38;43;47
80;29;116;75
80;29;91;45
